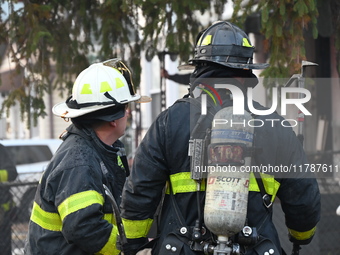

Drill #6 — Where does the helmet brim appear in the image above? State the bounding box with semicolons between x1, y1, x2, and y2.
135;95;152;103
52;102;115;119
178;59;269;71
53;95;152;119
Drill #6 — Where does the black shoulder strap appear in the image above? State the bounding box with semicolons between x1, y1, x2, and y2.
169;186;188;229
250;113;272;210
253;171;273;209
177;97;222;140
152;185;166;236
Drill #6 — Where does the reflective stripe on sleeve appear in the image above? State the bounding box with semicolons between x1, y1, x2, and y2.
122;218;153;239
0;169;8;182
288;227;316;240
95;225;120;255
58;190;104;221
30;202;62;231
166;172;205;194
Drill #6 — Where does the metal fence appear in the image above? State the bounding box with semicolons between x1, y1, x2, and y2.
1;175;340;255
0;180;38;255
272;181;340;255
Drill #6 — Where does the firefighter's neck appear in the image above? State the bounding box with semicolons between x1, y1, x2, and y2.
93;121;120;146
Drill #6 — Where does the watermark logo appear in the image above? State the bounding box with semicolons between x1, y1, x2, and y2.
201;84;311;116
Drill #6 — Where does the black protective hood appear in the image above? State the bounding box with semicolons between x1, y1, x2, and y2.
71;104;126;126
189;63;258;97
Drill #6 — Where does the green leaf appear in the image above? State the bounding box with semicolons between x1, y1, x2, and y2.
279;1;286;16
276;24;283;37
261;4;269;23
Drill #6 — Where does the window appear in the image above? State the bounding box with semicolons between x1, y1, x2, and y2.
6;145;53;165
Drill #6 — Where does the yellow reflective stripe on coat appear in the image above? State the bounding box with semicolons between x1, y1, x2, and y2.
165;171;279;201
103;213;116;225
95;225;119;255
288;227;316;240
58;190;104;221
30;202;62;231
166;172;206;194
122;218;153;239
117;156;123;168
248;172;280;202
0;169;8;182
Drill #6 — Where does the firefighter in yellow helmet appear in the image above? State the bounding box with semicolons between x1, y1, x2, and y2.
24;59;150;255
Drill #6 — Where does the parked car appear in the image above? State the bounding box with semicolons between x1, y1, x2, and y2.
1;139;62;221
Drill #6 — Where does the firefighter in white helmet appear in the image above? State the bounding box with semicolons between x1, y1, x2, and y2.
120;21;320;255
24;59;150;255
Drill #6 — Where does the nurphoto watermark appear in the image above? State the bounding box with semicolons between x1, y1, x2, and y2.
199;84;311;128
200;84;311;116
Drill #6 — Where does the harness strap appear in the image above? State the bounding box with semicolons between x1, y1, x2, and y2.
169;181;190;233
253;171;273;209
168;180;213;246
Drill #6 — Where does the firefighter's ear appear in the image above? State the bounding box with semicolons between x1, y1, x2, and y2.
109;121;117;127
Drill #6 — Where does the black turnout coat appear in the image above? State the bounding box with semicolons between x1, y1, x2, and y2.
121;88;321;255
25;124;128;255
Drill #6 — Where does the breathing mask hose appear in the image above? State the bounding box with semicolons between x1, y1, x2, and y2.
193;181;203;242
197;182;202;225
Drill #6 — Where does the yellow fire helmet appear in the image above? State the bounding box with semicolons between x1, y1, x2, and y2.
53;59;151;119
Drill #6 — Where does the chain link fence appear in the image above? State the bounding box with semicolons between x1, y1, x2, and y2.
0;179;38;255
2;172;340;254
273;181;340;255
273;151;340;255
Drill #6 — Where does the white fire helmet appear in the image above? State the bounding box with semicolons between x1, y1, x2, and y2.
53;59;151;119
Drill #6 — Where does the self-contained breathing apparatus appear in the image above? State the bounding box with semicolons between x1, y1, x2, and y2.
187;101;261;255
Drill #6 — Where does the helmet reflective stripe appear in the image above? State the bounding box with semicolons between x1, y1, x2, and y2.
187;21;269;70
115;78;125;89
72;63;137;106
100;81;113;93
201;34;212;46
79;81;122;95
80;84;92;94
242;38;252;47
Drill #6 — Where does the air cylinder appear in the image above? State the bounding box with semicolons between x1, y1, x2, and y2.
204;107;254;237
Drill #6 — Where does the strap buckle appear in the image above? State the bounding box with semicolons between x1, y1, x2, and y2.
262;194;273;209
